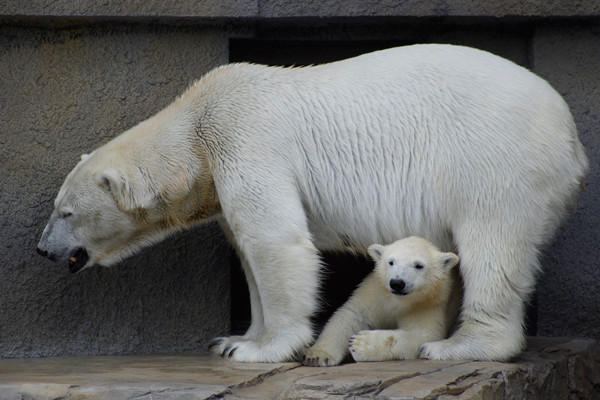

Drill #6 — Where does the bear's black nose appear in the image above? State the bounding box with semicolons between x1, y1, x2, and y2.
389;279;406;292
37;247;57;261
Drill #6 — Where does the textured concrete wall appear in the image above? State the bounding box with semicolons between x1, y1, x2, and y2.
1;1;599;358
0;0;257;17
257;0;600;17
2;0;599;17
532;22;600;339
0;24;233;357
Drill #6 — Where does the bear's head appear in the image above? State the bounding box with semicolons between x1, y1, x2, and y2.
37;110;220;273
367;236;459;298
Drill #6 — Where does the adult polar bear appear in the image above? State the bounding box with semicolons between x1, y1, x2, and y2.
37;44;587;362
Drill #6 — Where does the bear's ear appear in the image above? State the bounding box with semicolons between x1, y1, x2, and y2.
440;252;459;270
80;151;95;162
97;169;155;211
367;244;385;262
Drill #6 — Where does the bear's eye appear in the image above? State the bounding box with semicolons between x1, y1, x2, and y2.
388;260;394;266
415;263;424;270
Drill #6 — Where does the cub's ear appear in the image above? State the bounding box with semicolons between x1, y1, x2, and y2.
440;252;459;270
367;244;385;262
97;169;155;211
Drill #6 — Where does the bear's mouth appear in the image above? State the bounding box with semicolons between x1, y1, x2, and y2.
68;248;89;274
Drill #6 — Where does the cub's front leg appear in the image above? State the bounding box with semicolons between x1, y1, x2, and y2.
303;312;363;367
349;329;438;362
303;306;368;367
303;275;378;367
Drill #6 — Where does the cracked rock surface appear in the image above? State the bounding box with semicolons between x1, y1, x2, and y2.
0;337;598;399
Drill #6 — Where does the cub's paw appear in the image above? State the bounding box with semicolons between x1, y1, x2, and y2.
303;346;344;367
349;330;384;362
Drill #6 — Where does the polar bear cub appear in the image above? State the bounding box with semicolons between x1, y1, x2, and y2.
304;237;459;366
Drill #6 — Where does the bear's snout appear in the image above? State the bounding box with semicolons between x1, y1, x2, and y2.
36;243;89;274
389;279;408;296
36;245;57;262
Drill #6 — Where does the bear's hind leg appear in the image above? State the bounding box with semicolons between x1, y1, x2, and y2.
421;228;537;361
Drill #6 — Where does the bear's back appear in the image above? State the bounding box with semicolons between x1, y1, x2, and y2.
194;45;586;250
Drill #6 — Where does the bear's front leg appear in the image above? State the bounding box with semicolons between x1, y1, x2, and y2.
208;222;265;357
218;236;321;362
210;170;323;362
350;330;425;362
207;258;266;355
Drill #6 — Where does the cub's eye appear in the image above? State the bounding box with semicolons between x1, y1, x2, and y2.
388;260;394;266
60;211;73;218
415;263;424;270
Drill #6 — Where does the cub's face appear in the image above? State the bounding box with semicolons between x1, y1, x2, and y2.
368;237;459;297
379;252;428;296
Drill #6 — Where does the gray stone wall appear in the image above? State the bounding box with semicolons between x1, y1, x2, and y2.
1;2;599;358
532;22;600;338
0;23;234;357
3;0;599;17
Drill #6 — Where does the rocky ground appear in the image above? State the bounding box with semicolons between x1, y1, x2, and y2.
0;337;598;399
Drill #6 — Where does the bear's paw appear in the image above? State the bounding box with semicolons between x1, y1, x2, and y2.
208;335;249;357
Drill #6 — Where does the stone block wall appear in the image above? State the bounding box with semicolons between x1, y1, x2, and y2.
0;2;598;357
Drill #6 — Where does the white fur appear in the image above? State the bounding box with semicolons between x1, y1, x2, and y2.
304;237;459;366
38;44;588;362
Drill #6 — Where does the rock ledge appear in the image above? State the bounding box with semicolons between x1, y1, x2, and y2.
0;337;597;399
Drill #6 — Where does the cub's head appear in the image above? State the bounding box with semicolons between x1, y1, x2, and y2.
37;126;219;273
367;236;459;298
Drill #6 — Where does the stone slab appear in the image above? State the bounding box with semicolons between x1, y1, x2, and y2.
0;337;598;399
0;354;298;399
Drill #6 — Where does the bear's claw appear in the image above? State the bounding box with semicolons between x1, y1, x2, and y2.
221;345;237;358
207;338;224;351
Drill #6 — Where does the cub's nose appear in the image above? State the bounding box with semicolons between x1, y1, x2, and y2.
389;279;406;292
